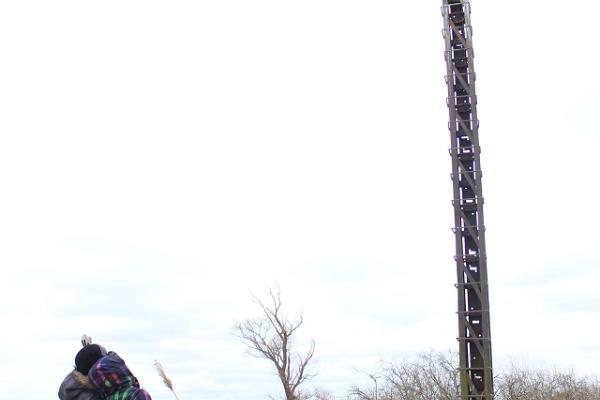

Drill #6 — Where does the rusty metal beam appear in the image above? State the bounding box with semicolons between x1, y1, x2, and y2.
441;1;494;398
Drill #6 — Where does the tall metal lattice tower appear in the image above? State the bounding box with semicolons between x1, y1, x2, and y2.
441;1;494;398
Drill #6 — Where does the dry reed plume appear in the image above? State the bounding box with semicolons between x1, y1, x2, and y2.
81;334;92;347
155;360;179;400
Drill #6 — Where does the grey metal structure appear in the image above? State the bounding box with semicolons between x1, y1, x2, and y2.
441;1;494;398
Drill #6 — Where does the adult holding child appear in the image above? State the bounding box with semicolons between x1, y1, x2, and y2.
59;335;152;400
58;342;107;400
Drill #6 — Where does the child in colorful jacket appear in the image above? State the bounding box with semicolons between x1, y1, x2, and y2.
88;352;152;400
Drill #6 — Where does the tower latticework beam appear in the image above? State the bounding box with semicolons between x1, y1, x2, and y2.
441;1;494;398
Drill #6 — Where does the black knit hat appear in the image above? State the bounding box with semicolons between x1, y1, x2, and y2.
75;344;105;374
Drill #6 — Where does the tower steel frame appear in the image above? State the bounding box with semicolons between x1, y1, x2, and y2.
441;1;494;398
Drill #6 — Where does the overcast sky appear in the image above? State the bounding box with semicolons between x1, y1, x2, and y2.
1;1;599;400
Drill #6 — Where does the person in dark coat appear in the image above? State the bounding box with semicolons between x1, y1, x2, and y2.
88;351;152;400
58;344;107;400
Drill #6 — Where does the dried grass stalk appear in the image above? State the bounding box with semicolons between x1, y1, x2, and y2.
155;360;179;400
81;334;92;347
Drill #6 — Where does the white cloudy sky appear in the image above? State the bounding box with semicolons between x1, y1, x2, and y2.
0;1;599;399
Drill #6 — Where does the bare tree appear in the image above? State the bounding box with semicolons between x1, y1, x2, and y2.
307;388;336;400
349;371;380;400
235;286;316;400
384;350;460;400
349;351;460;400
495;365;600;400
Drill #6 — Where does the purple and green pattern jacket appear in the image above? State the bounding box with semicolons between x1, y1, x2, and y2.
88;352;152;400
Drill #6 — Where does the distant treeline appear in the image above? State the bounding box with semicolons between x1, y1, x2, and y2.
310;350;600;400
